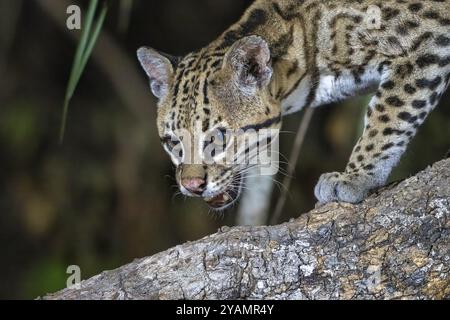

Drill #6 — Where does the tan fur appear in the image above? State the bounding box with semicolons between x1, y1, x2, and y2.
138;0;450;208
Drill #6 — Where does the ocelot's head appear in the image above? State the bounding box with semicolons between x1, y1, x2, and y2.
137;36;281;210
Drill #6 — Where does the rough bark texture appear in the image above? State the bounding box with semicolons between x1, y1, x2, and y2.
44;159;450;300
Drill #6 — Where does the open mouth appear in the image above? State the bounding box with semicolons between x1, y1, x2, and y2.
204;174;242;210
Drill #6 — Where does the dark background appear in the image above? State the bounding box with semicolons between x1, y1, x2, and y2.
0;0;448;299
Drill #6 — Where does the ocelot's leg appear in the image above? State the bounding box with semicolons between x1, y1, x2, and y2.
315;59;449;204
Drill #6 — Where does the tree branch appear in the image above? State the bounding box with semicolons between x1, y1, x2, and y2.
43;158;450;300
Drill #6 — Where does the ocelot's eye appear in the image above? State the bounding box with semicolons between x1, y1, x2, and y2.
162;135;183;158
217;127;227;143
203;127;230;161
203;128;228;150
162;136;179;150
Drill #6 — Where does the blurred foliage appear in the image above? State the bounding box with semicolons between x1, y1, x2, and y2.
60;0;107;142
0;0;448;299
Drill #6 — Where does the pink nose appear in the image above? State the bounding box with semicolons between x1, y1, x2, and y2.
181;178;206;195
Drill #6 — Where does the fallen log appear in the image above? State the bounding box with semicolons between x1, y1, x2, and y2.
43;158;450;300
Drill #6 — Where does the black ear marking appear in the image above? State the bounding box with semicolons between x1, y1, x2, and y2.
158;51;182;70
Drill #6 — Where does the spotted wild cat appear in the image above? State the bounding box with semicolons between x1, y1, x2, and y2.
137;0;450;210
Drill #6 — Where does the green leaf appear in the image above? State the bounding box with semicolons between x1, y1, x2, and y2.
59;0;108;144
65;0;97;102
78;3;107;80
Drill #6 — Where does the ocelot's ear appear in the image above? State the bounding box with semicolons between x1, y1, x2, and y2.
224;35;272;90
137;47;180;99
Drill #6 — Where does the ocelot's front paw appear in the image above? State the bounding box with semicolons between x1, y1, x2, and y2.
314;171;375;204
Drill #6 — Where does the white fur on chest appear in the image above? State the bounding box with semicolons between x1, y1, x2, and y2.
281;66;381;115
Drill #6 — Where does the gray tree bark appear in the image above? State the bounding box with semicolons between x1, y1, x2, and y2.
43;159;450;300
